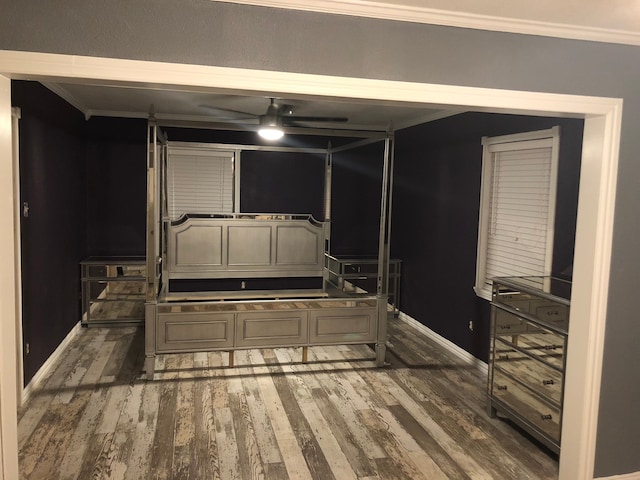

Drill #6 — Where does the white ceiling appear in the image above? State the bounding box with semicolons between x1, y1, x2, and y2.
44;81;459;132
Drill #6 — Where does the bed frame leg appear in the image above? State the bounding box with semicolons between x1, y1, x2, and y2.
375;342;386;367
228;351;234;368
145;355;155;380
302;346;308;363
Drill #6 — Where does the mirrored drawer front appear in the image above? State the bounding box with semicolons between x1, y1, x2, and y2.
494;311;566;370
344;263;378;274
494;307;528;334
529;300;569;331
86;264;146;279
492;369;561;442
494;292;532;312
494;340;563;405
87;280;146;301
493;295;569;332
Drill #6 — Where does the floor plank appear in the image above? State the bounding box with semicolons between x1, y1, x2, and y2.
17;321;559;479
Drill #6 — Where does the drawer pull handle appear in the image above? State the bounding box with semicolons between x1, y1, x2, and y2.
496;385;508;391
543;345;558;350
542;379;555;385
540;414;553;421
498;354;509;360
499;325;511;330
546;310;559;316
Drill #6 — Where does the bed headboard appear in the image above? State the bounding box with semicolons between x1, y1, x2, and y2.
167;214;327;280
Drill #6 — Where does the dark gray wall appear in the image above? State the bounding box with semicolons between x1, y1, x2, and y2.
392;112;583;362
12;81;86;384
85;117;147;256
2;2;640;476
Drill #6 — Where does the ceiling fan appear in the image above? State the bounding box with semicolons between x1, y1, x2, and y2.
200;97;348;140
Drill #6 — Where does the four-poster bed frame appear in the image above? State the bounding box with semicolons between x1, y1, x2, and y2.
143;118;395;378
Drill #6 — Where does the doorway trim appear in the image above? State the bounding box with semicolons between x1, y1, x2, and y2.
0;50;622;480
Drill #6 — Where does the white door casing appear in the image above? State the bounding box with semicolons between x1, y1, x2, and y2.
0;50;622;480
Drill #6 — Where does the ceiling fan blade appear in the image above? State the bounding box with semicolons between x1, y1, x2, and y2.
284;116;349;123
198;104;257;119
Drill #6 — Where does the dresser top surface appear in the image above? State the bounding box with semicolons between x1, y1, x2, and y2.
493;276;572;303
81;256;146;265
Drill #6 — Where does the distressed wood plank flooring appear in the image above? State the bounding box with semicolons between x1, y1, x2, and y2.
18;320;559;479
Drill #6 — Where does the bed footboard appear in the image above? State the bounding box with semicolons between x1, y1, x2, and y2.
144;296;386;378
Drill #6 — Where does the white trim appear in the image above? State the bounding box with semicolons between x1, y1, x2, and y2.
11;108;22;408
41;82;90;119
2;51;617;117
559;109;621;480
210;0;640;47
20;322;81;405
0;50;622;480
0;73;19;480
396;311;488;375
596;472;640;480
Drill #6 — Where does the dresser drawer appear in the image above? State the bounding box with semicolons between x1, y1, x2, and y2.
511;324;566;370
530;300;569;330
492;369;561;443
493;338;563;405
494;307;529;334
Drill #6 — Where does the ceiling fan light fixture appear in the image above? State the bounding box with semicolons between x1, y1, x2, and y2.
258;111;284;140
258;126;284;140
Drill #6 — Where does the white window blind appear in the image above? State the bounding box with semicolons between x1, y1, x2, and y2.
475;127;560;300
167;147;234;220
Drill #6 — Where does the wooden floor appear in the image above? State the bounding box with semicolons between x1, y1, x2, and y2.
18;319;559;479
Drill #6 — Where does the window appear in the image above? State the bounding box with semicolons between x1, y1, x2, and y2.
167;146;236;220
474;127;560;300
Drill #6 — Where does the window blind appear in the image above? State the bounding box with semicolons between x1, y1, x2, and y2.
484;146;552;287
167;149;234;220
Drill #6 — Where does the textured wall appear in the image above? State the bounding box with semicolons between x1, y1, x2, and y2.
2;1;640;475
392;112;583;361
12;81;86;384
85;117;147;256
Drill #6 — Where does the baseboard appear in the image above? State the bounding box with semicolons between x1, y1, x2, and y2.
596;472;640;480
396;311;488;375
21;321;82;405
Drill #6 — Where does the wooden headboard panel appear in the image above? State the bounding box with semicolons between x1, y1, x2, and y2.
167;214;327;279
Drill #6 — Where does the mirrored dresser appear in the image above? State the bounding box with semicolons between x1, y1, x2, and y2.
487;276;571;454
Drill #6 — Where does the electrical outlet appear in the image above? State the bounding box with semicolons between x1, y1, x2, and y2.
468;320;474;331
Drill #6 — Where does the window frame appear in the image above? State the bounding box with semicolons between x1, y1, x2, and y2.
474;126;561;300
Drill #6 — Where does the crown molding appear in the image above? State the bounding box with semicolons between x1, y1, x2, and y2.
41;82;91;119
213;0;640;46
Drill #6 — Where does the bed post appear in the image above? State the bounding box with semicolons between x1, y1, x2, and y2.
144;303;156;378
145;115;161;379
375;132;395;366
323;143;332;286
